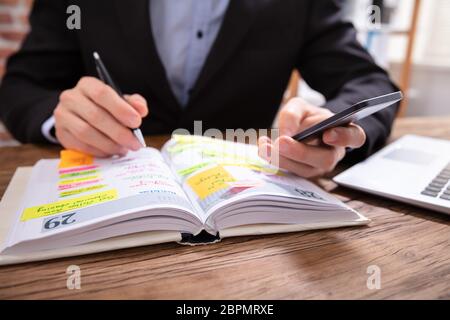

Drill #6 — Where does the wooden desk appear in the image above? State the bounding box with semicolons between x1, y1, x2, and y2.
0;117;449;299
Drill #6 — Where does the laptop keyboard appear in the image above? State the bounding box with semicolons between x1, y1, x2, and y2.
421;163;450;200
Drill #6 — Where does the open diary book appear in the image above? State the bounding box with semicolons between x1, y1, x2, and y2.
0;135;369;256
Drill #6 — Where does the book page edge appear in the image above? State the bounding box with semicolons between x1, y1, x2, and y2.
0;167;182;266
219;219;370;239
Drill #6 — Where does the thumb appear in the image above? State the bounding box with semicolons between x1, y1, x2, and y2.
278;98;307;137
124;94;149;118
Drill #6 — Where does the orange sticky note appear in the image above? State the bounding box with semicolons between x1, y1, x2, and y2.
59;150;94;169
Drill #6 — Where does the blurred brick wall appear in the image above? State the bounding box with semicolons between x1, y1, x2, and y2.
0;0;32;142
0;0;33;79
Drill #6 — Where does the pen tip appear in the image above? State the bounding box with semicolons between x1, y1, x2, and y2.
133;129;147;148
93;52;100;60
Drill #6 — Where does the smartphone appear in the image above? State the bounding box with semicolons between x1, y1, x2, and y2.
291;91;403;142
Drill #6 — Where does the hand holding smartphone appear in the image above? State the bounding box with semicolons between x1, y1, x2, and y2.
291;91;403;143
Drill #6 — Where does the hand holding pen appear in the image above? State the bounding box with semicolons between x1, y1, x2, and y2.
53;52;148;157
93;52;146;148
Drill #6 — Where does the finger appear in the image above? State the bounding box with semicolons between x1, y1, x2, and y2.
77;77;142;128
56;128;109;158
258;138;273;159
259;141;324;177
258;136;272;144
278;98;308;136
63;92;142;150
258;136;272;152
277;155;324;178
124;94;149;118
60;110;128;156
323;124;366;148
276;136;346;171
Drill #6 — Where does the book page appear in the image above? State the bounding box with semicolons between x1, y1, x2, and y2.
5;148;198;250
161;135;343;224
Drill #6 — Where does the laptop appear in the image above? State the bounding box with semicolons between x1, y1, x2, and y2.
334;135;450;215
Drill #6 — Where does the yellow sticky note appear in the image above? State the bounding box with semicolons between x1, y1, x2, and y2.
59;175;100;186
187;165;235;200
59;184;107;198
21;189;118;221
59;150;94;169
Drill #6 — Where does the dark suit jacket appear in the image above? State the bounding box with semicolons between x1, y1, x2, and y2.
0;0;399;163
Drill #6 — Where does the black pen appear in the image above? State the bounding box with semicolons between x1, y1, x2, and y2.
93;52;146;148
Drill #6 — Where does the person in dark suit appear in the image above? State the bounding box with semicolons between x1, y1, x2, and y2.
0;0;398;178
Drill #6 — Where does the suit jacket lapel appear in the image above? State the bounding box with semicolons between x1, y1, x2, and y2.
113;0;182;115
188;0;256;106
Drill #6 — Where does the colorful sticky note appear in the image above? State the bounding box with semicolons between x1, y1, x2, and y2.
59;150;94;169
58;165;98;175
58;179;101;191
21;189;118;221
59;169;99;179
177;162;211;177
59;175;100;186
59;184;107;198
186;165;235;200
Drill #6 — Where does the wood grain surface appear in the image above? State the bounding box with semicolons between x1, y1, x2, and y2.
0;119;449;299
